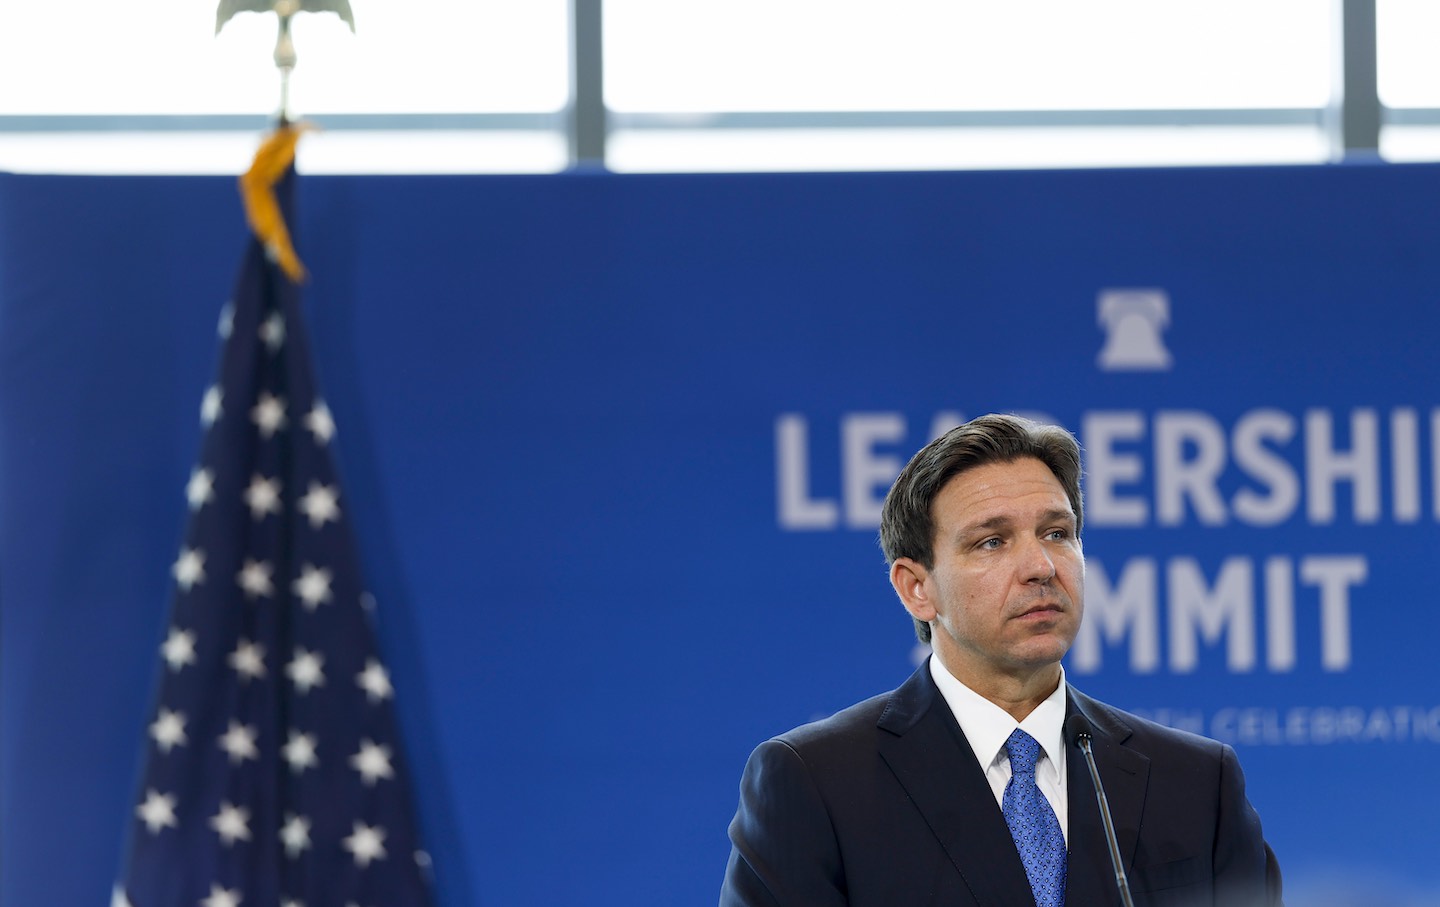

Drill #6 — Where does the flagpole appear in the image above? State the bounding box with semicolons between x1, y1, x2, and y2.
274;3;297;125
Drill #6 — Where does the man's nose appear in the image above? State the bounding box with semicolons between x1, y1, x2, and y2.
1019;536;1057;584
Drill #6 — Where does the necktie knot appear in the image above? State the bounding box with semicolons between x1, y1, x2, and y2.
1005;728;1042;776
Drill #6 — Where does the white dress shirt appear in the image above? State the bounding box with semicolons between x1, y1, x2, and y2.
928;656;1070;842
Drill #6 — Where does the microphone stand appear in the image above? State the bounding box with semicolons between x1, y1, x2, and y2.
1067;715;1137;907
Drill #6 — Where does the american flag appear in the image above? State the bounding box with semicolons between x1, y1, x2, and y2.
114;169;434;907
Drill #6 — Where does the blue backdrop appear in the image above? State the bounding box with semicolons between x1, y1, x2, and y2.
2;163;1438;906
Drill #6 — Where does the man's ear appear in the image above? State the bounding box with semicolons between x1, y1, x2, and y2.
889;557;936;623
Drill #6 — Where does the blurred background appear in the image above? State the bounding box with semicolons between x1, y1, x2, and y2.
4;3;1440;907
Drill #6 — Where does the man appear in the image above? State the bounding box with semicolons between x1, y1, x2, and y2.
720;414;1282;907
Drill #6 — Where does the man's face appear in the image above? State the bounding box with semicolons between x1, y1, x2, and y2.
896;457;1084;694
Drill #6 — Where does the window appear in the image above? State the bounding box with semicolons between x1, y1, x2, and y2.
1377;0;1440;161
603;1;1333;171
0;2;1429;174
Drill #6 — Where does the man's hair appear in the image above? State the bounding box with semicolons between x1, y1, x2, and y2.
879;414;1084;644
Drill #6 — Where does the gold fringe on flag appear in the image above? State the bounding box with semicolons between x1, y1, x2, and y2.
239;124;312;282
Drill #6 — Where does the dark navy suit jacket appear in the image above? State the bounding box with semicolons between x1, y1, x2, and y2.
721;662;1282;907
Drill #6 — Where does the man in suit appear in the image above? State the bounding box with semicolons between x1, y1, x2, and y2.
721;414;1282;907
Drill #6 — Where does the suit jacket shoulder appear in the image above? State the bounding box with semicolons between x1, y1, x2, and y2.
1069;685;1239;773
1065;684;1284;907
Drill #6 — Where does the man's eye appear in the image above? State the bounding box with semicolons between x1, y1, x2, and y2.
979;538;1002;550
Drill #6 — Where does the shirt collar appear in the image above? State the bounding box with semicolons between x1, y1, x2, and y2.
928;655;1069;779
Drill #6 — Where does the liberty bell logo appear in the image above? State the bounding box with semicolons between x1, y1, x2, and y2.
1097;288;1172;371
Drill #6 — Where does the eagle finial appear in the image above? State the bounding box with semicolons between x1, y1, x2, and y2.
216;0;355;36
215;0;355;124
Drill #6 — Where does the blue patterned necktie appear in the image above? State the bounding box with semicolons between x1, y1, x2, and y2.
1002;729;1067;907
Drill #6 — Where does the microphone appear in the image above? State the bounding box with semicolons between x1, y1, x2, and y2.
1065;714;1137;907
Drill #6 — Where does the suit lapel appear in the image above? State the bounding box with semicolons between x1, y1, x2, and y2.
1064;688;1150;906
876;664;1037;907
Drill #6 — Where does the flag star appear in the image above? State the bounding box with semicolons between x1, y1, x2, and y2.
227;639;267;682
111;886;134;907
280;812;311;857
297;481;340;529
304;400;335;445
283;730;319;773
136;788;178;834
243;474;282;520
209;801;252;846
201;385;223;427
217;301;234;339
237;558;276;599
218;721;259;764
350;739;395;786
286;647;325;693
201;883;242;907
251;392;288;439
161;627;197;671
342;821;387;867
292;564;333;610
356;659;393;703
172;547;206;592
259;310;286;353
186;467;215;511
149;708;187;753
